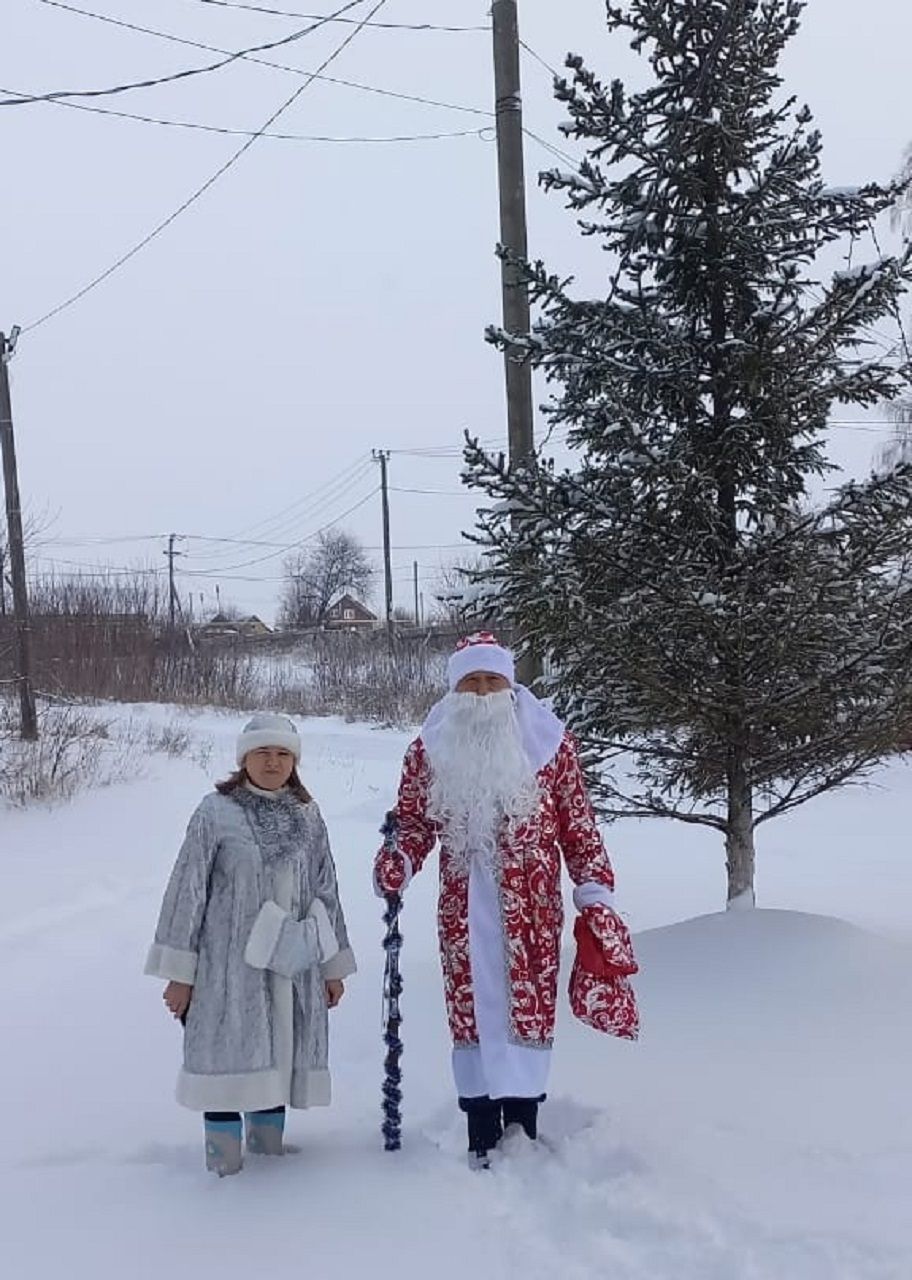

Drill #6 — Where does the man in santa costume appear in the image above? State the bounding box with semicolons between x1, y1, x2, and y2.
375;633;639;1168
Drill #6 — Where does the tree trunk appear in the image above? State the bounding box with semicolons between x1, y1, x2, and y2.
725;746;756;909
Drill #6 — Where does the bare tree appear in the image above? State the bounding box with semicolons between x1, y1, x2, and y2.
0;508;52;617
279;529;374;628
429;557;500;629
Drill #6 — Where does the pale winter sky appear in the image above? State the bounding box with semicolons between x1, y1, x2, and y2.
3;0;912;622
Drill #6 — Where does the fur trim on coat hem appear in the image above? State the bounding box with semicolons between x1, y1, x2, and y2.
176;1067;332;1112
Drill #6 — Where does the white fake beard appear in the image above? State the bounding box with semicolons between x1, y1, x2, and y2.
425;689;541;875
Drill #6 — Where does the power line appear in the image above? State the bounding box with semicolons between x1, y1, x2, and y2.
195;454;373;547
34;556;165;576
20;2;493;120
35;541;479;581
180;0;488;31
523;126;576;169
181;486;381;574
4;0;367;108
184;463;379;566
20;0;568;167
390;486;473;497
0;88;487;144
519;39;561;81
23;0;389;333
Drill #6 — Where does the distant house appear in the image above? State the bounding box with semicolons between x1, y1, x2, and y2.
196;613;273;641
323;595;378;631
240;615;272;638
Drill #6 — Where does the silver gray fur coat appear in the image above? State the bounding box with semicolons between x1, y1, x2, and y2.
145;787;356;1112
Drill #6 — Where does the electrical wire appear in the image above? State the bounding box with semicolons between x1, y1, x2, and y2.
390;486;474;497
181;485;381;574
524;127;577;169
0;88;487;143
34;556;165;576
19;3;493;120
179;0;488;31
184;460;378;564
4;0;367;107
519;39;561;81
18;0;570;166
23;0;389;334
200;454;373;543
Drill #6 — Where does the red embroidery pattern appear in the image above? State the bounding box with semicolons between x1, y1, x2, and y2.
376;733;640;1047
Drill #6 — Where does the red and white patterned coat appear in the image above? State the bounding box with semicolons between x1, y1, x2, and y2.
387;730;638;1048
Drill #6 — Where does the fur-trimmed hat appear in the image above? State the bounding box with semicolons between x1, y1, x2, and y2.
236;713;301;766
447;632;516;691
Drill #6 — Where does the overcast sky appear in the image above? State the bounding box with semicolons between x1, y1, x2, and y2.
4;0;912;621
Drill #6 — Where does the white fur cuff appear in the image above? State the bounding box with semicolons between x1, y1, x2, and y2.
144;943;198;984
321;946;357;982
307;898;339;964
573;882;616;911
244;900;287;969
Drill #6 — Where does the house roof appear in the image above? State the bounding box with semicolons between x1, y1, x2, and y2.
328;594;377;619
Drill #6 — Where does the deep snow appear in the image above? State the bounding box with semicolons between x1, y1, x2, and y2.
1;706;910;1279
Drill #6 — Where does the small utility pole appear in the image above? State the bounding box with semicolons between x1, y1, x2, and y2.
413;559;420;627
163;534;184;631
373;450;393;640
493;1;540;686
0;328;38;740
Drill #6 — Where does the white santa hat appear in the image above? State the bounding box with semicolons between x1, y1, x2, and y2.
447;632;516;691
236;713;301;766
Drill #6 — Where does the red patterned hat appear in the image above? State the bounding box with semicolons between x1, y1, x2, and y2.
447;632;516;690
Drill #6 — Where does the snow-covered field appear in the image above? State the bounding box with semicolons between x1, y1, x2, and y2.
1;705;910;1279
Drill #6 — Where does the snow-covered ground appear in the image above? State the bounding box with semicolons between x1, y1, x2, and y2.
1;705;910;1279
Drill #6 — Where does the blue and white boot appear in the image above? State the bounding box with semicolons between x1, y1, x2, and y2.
245;1108;286;1157
204;1117;243;1177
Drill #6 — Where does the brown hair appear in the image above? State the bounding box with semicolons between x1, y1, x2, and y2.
215;766;312;804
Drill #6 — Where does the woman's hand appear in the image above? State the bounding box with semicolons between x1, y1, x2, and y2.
325;979;345;1009
164;981;193;1020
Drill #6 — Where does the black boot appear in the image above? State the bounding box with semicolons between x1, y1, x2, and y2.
459;1096;503;1169
501;1097;540;1140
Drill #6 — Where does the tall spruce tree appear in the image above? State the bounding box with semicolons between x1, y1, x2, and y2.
465;0;912;907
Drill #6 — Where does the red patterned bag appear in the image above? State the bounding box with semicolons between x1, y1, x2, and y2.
568;905;640;1038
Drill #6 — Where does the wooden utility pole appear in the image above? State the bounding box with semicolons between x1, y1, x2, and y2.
0;328;38;740
492;1;539;685
373;450;393;640
164;534;184;631
413;559;420;627
492;0;535;471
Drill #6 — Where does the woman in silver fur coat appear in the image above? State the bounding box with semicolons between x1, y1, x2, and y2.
145;713;356;1176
